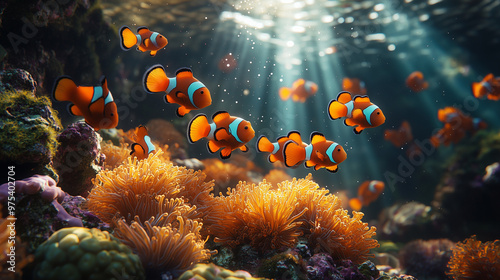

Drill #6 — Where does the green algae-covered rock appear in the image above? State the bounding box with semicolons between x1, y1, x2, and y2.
0;69;62;180
34;227;145;280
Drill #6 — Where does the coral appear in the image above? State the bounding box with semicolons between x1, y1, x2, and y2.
201;158;251;195
0;77;62;179
208;175;379;264
33;227;144;280
399;238;455;279
178;263;267;280
257;251;304;280
114;216;211;277
305;253;343;280
144;119;188;149
53;122;105;197
87;150;213;224
447;235;500;280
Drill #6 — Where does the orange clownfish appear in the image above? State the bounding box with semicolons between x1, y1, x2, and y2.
257;131;307;165
328;91;386;134
472;73;500;100
430;107;487;147
342;77;367;95
130;125;156;160
143;65;212;117
52;76;118;131
348;180;385;211
279;79;318;103
119;26;168;57
187;111;255;159
406;71;428;92
283;132;347;172
384;121;413;148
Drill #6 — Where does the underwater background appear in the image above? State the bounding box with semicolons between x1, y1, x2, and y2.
1;0;499;279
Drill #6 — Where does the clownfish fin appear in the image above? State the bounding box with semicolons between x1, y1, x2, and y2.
52;76;77;102
337;91;352;104
314;165;322;171
176;106;190;117
344;118;356;127
149;50;157;57
165;94;174;104
207;141;219;154
310;132;326;145
354;126;365;134
352;109;364;121
187;113;210;143
143;64;169;93
279;87;292;101
220;147;233;159
130;143;146;159
256;136;274;153
214;127;231;141
328;99;347;120
305;160;315;168
175;91;188;99
268;154;278;163
137;45;146;52
349;198;363;211
68;104;82;116
136;26;149;34
283;140;306;167
143;38;152;48
353;95;371;104
239;145;249;152
287;130;302;144
326;165;339;173
292;94;300;102
175;68;193;79
119;26;137;51
212;111;231;123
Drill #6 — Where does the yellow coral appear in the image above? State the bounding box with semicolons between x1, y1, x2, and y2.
207;175;379;263
114;216;211;273
447;235;500;280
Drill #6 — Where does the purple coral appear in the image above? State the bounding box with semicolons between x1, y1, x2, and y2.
399;238;455;279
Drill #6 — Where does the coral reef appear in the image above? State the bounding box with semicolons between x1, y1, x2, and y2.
0;72;62;179
33;227;144;280
431;130;500;240
100;141;132;170
178;263;267;280
201;158;253;195
263;169;293;187
446;235;500;280
207;175;379;264
53;122;105;197
398;239;455;279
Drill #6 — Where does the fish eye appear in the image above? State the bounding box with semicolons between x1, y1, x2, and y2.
377;112;380;115
337;148;341;152
110;113;114;116
200;91;204;94
244;126;248;129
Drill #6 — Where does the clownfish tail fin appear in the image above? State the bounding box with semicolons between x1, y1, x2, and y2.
187;114;210;143
143;64;169;93
119;26;138;51
349;198;363;211
256;136;274;153
279;87;292;101
52;76;77;102
283;140;306;167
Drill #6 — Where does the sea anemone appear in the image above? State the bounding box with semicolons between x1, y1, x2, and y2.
208;175;379;263
201;158;251;195
114;215;211;275
263;169;292;187
100;141;131;170
87;150;213;224
447;235;500;280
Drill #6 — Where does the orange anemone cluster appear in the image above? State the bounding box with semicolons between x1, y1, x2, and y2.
87;150;214;273
201;158;252;195
206;174;379;264
447;235;500;280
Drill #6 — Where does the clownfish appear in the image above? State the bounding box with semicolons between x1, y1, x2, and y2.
342;77;367;95
119;26;168;57
283;132;347;172
279;79;318;103
406;71;428;92
143;65;212;117
384;121;413;148
472;73;500;100
256;131;307;165
187;111;255;159
130;125;156;160
348;180;385;211
52;76;118;131
430;107;487;147
328;91;386;134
